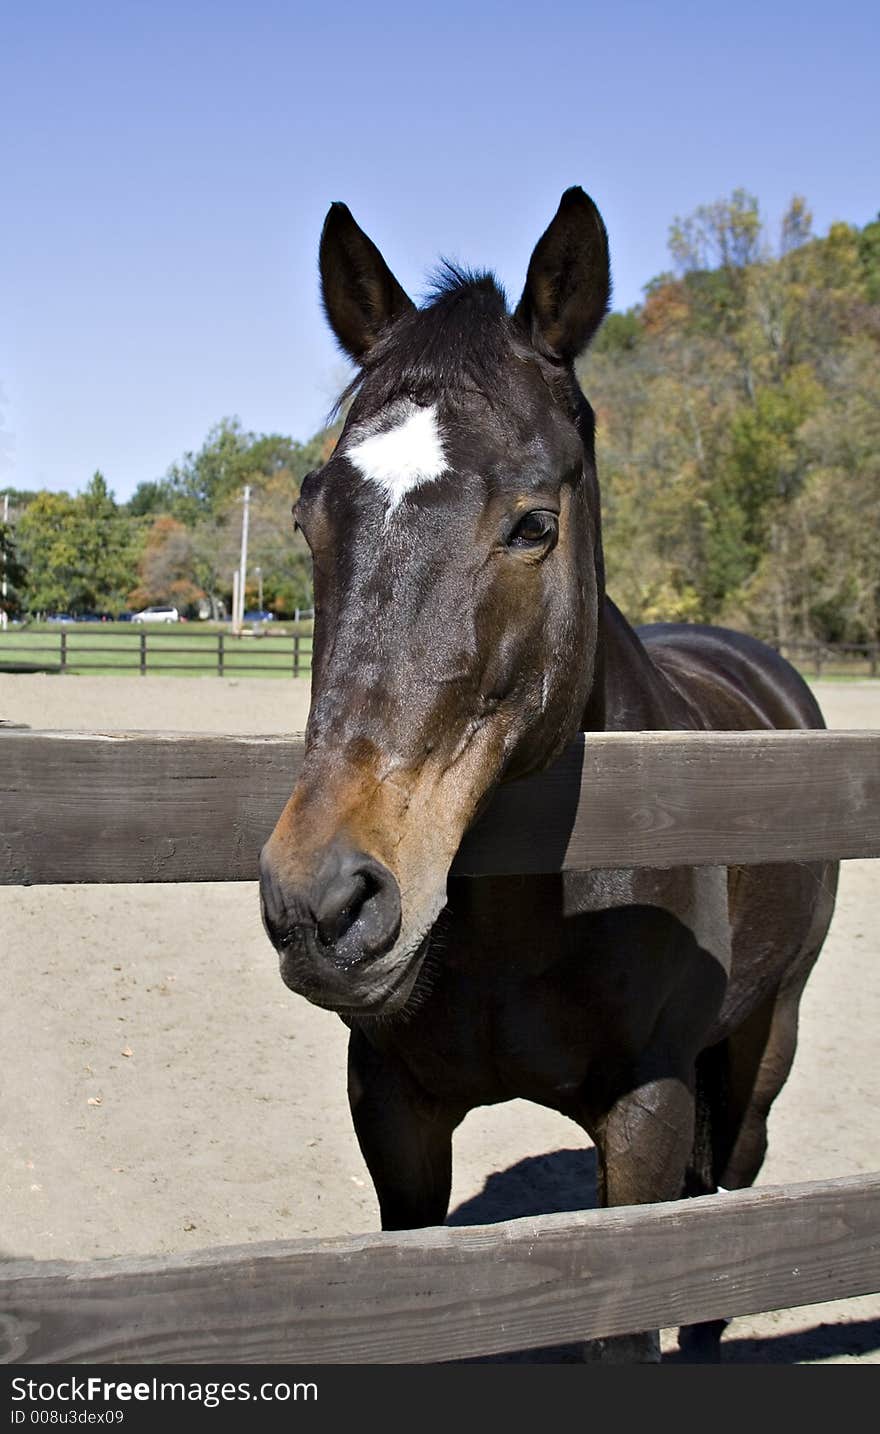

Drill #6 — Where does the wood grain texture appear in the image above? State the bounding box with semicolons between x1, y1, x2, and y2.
1;1175;877;1364
1;728;879;885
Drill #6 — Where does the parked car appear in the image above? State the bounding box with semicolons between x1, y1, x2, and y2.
45;613;75;624
243;609;274;623
130;605;180;624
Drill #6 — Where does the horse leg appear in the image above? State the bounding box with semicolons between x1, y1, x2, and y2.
678;963;817;1361
676;1036;749;1362
721;962;815;1190
582;1070;698;1363
347;1024;460;1231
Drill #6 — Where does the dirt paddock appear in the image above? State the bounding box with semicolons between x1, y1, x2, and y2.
1;673;878;1363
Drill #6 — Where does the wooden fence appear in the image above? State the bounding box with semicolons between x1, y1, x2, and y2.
0;628;314;677
1;726;879;1364
771;639;880;678
0;631;877;680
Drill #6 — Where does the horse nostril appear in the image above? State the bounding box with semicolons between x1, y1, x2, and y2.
315;871;370;946
260;846;402;964
316;852;401;959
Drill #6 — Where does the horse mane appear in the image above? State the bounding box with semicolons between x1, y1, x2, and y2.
334;265;523;417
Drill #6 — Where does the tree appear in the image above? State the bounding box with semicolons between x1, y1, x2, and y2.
127;516;204;614
780;196;813;256
577;197;880;643
0;518;27;618
162;417;333;525
127;479;176;518
668;189;763;274
15;474;140;614
163;416;339;615
191;470;314;617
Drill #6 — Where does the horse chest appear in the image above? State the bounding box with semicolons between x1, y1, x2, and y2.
377;867;734;1114
386;968;600;1110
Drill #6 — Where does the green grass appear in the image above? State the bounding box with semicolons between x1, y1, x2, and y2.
0;623;314;678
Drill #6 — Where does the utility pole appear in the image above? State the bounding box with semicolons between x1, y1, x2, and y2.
255;565;263;613
236;484;251;633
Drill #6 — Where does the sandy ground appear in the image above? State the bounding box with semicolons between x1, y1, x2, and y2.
1;673;878;1364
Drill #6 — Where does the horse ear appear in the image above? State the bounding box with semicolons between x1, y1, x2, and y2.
514;188;611;364
319;202;415;362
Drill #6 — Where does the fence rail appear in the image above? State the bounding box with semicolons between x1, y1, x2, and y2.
770;639;880;677
2;1173;877;1365
0;628;314;676
2;728;879;884
1;723;878;1364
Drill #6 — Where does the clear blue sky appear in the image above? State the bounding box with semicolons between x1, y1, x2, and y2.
2;0;877;502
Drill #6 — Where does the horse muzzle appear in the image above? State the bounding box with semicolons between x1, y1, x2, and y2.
259;839;427;1015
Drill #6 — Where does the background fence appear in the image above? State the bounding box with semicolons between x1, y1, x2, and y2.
0;630;878;680
772;640;880;678
0;628;314;677
1;727;878;1363
1;633;880;682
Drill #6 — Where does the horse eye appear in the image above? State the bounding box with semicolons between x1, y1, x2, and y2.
507;510;558;549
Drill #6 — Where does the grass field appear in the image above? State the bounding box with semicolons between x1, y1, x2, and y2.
0;622;314;678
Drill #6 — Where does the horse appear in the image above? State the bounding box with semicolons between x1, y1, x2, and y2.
258;188;838;1362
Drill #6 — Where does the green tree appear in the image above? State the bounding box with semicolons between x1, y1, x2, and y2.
578;195;880;642
127;479;176;518
16;474;141;614
780;196;813;256
668;189;763;274
857;214;880;302
167;417;339;615
162;417;333;525
0;518;27;617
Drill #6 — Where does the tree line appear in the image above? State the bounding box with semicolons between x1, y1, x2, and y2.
0;424;333;619
2;190;878;640
578;191;880;645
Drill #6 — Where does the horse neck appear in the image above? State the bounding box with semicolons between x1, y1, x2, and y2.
582;594;699;733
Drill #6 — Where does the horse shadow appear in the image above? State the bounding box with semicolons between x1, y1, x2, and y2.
447;1145;598;1227
444;1148;880;1364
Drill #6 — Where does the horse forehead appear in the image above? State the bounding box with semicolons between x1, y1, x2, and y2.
344;401;448;513
340;394;570;515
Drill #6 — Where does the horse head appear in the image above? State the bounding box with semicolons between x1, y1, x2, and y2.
260;188;610;1016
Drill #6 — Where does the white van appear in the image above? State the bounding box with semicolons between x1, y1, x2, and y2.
130;605;180;623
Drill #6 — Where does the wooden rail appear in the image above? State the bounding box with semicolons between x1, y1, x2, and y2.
779;640;880;677
1;728;878;884
0;629;314;677
2;1175;878;1365
3;631;877;679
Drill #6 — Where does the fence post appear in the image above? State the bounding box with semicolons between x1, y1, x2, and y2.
139;630;147;677
60;628;67;674
218;632;224;677
293;634;300;677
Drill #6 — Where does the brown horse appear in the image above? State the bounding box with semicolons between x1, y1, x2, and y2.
259;189;838;1361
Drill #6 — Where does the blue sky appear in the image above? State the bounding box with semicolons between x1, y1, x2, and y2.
2;0;878;502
